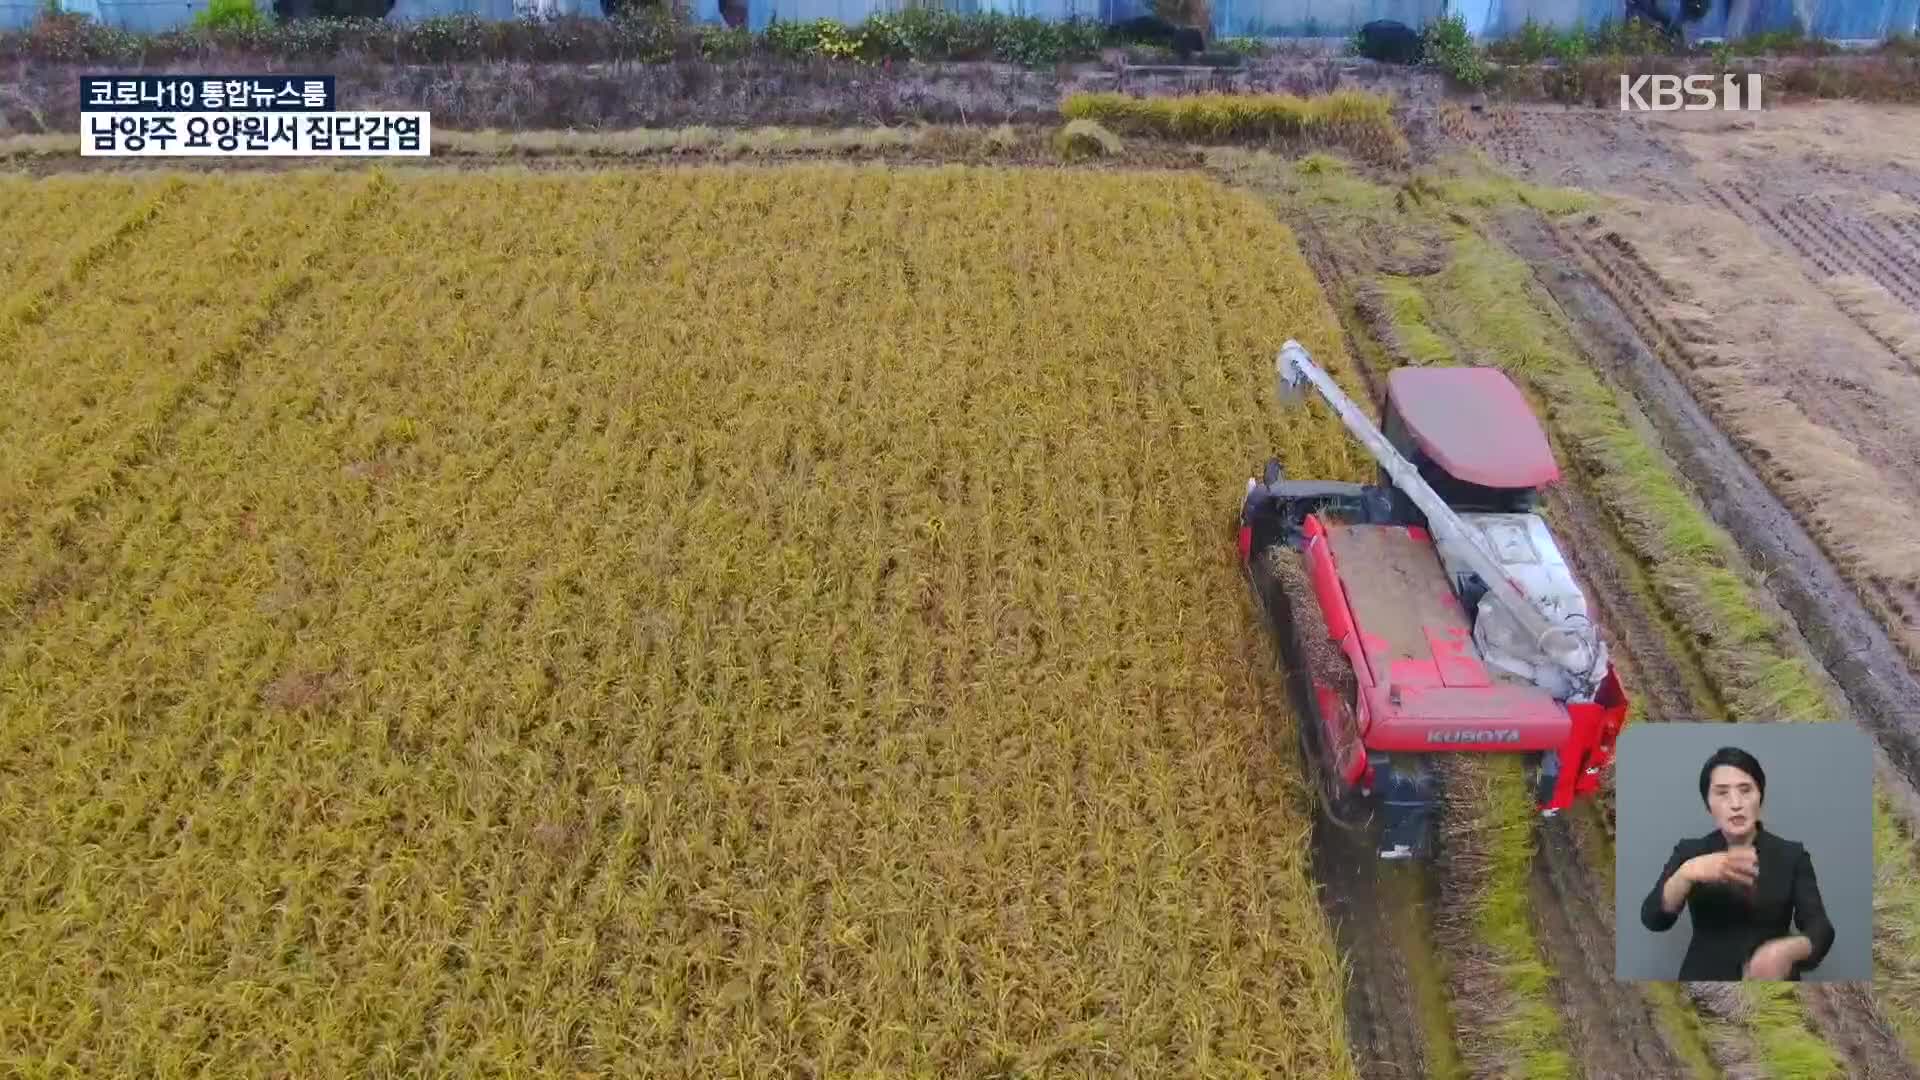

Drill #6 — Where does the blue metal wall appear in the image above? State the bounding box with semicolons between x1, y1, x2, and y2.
389;0;602;19
1686;0;1919;37
1477;0;1917;35
745;0;1440;34
0;1;38;30
1214;0;1440;36
743;0;1109;31
5;0;1912;45
5;0;272;29
394;0;1920;37
1471;0;1617;35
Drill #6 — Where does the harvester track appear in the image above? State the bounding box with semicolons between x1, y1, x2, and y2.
1703;183;1920;380
1531;813;1689;1080
1800;981;1920;1080
1311;814;1442;1080
1245;540;1439;1080
1710;183;1920;319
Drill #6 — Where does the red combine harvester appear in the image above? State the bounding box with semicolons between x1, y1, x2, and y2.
1238;341;1630;860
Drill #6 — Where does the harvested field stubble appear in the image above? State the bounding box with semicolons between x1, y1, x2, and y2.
1219;145;1909;1076
0;164;1377;1076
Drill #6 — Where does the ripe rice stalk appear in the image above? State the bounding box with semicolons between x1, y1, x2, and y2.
1061;90;1407;161
2;163;1374;1077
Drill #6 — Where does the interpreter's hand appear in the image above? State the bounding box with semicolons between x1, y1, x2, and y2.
1684;847;1758;890
1744;937;1802;980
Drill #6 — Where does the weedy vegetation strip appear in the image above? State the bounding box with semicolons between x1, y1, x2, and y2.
1;163;1381;1076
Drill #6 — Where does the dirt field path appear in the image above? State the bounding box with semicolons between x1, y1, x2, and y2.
1495;207;1920;776
1532;814;1695;1080
1801;981;1918;1080
1435;102;1920;675
1312;818;1449;1080
1446;118;1920;1074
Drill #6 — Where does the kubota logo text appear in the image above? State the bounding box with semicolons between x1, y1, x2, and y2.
1619;74;1764;111
1428;728;1523;745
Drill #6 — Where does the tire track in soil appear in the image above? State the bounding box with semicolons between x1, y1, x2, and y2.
1312;818;1441;1080
1622;191;1920;504
1732;185;1920;315
1706;183;1920;381
1535;462;1714;1080
1801;196;1920;311
1799;981;1920;1080
1269;215;1462;1080
1247;538;1440;1080
1532;814;1688;1080
1547;210;1920;711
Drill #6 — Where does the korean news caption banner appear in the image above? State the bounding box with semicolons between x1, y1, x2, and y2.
81;76;430;157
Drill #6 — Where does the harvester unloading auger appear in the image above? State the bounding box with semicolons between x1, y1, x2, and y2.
1238;341;1630;859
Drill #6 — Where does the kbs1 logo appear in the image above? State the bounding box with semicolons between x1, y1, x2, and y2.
1619;73;1765;111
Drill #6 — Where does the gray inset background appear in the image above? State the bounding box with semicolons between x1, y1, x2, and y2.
1614;722;1873;982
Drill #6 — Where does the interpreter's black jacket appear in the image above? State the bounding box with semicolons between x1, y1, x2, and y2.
1640;822;1835;981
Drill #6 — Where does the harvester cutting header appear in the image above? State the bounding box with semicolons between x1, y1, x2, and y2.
1238;341;1629;860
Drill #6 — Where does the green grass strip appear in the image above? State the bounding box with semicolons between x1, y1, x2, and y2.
1480;759;1578;1080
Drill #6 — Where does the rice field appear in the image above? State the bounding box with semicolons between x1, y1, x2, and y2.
0;164;1377;1077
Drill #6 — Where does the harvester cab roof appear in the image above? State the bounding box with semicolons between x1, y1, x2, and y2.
1381;366;1559;516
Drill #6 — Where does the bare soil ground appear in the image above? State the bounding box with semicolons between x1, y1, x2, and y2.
1803;981;1919;1080
1430;102;1920;678
1420;102;1920;1079
1313;817;1442;1080
1497;208;1920;783
1533;811;1694;1079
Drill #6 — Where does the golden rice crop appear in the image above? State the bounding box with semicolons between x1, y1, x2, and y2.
0;176;145;297
0;175;388;619
0;175;180;320
1062;90;1405;159
1;163;1375;1077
